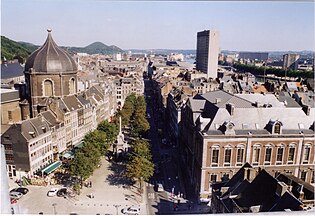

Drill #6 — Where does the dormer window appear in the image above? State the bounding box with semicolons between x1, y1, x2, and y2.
29;131;35;138
274;123;281;134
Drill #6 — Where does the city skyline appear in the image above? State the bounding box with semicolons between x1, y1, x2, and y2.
1;0;314;52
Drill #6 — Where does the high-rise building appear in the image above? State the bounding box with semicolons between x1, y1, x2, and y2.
283;54;300;70
196;30;220;79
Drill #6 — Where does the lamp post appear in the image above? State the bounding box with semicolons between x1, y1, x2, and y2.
52;203;57;215
113;204;121;215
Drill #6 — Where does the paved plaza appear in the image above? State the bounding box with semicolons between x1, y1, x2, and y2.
10;157;148;215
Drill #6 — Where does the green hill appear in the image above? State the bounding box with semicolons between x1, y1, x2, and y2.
67;42;124;54
1;36;124;63
1;36;37;63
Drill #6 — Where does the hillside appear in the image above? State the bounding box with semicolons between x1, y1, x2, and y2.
67;42;123;54
1;36;37;63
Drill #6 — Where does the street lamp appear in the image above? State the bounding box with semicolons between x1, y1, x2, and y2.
52;203;57;215
113;204;121;215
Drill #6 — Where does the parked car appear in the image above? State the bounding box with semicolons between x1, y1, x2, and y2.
9;191;23;200
10;187;29;195
121;206;140;215
57;188;67;197
47;188;59;197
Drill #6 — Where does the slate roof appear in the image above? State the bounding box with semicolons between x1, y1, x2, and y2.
278;92;301;108
236;93;285;108
188;90;314;134
38;110;61;127
214;163;304;213
1;62;24;79
25;30;77;73
0;88;20;103
62;95;83;111
20;116;51;141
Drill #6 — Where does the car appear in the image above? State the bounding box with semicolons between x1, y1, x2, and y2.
57;188;67;197
121;206;140;215
156;183;164;192
10;187;29;195
10;191;23;200
47;188;59;197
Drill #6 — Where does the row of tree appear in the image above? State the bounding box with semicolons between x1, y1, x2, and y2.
119;93;154;190
233;63;313;79
119;93;150;137
69;121;118;192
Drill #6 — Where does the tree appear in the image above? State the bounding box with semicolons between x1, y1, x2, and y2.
69;152;94;187
131;114;150;137
125;156;154;190
97;121;119;144
129;139;152;161
83;130;108;154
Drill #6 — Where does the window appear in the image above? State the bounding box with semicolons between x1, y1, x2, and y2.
311;171;314;184
303;146;311;163
265;147;272;163
212;148;219;164
274;123;281;134
288;147;295;163
69;78;75;94
210;174;217;182
8;111;12;121
224;148;232;164
300;171;307;182
253;146;261;164
236;148;244;164
276;147;284;163
44;80;53;96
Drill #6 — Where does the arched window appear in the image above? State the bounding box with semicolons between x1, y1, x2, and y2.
44;80;53;96
69;78;75;94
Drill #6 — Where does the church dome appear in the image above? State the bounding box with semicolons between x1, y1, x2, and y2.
25;29;77;73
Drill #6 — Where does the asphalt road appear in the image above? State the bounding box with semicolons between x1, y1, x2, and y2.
144;79;184;214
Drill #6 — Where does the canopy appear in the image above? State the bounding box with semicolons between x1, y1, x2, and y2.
41;161;62;175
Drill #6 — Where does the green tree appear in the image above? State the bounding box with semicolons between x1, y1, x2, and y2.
97;121;119;144
131;114;150;137
69;152;94;187
125;156;154;190
83;130;108;154
129;139;152;161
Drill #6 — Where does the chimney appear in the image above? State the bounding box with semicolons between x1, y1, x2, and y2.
244;168;256;182
276;181;289;197
226;103;235;115
215;98;221;104
299;185;304;200
302;105;310;116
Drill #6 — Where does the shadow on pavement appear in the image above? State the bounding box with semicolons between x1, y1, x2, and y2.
106;161;133;187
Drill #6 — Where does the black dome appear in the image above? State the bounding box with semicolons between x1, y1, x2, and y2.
25;29;77;73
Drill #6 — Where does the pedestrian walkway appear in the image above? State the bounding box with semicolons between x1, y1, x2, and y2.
14;157;148;215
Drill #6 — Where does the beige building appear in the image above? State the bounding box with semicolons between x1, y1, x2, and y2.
1;89;22;125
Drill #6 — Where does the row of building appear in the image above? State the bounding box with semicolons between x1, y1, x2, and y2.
1;30;146;180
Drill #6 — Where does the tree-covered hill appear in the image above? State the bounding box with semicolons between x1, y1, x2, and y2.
1;36;38;63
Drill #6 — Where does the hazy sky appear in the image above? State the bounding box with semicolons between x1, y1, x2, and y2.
1;0;314;51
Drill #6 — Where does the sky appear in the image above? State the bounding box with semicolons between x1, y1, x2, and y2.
1;0;314;51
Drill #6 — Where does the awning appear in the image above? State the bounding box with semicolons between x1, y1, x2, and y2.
74;142;83;149
41;161;62;175
62;151;74;159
